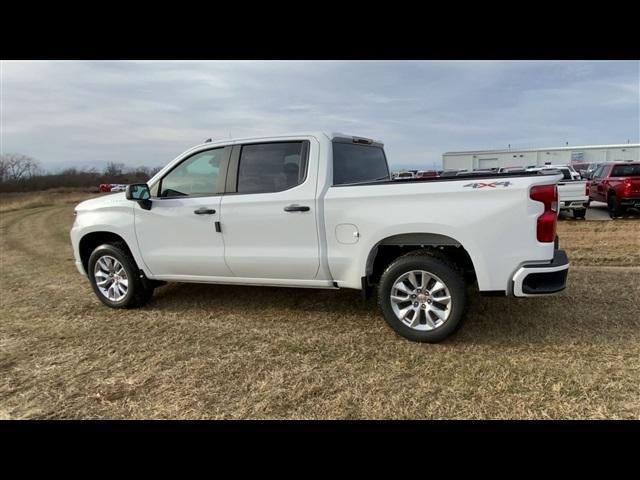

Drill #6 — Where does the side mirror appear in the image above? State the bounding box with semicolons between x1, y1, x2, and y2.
125;183;152;210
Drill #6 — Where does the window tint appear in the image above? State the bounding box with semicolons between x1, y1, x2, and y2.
332;143;390;185
160;148;224;197
237;142;307;194
611;164;640;177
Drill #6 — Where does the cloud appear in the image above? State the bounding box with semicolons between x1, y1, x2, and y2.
1;60;638;171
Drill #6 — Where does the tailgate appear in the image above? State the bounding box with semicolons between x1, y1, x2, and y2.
557;180;587;201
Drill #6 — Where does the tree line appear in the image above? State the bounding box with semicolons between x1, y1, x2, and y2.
0;153;162;193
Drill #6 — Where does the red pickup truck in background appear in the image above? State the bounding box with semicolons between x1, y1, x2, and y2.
588;161;640;218
99;183;127;193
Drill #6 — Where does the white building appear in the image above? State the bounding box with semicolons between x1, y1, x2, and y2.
442;144;640;171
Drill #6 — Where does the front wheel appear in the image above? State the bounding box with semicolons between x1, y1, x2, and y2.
88;243;154;308
378;251;466;343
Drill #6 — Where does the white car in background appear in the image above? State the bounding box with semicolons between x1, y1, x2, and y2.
393;171;415;180
540;164;580;180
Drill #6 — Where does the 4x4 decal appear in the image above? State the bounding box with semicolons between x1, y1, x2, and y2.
463;181;512;189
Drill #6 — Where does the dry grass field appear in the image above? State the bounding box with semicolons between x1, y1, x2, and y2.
1;192;639;419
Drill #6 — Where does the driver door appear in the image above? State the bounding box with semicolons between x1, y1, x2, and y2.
133;146;234;279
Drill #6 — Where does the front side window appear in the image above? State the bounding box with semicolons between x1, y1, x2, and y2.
160;148;225;197
237;142;308;194
332;142;390;185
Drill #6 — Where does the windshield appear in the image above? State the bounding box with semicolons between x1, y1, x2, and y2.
332;143;390;185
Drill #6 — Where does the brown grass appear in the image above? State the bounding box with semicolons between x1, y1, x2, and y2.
1;193;639;419
0;189;102;214
557;220;640;266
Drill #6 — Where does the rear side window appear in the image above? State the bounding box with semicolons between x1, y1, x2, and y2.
611;165;640;177
333;143;390;185
237;141;308;194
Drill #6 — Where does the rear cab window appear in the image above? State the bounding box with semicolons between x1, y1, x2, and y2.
332;141;390;185
611;164;640;177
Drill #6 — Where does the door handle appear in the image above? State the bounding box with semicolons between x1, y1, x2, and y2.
284;205;310;212
194;208;216;215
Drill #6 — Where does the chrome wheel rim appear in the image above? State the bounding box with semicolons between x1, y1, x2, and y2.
93;255;128;302
390;270;452;331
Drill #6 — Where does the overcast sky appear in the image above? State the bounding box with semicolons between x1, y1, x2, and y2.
1;60;638;172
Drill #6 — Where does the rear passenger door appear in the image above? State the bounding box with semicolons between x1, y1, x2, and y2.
219;139;321;281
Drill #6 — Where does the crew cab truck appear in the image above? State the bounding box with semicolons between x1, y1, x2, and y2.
588;161;640;218
70;132;569;343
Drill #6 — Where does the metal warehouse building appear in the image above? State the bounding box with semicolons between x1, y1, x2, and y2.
442;143;640;171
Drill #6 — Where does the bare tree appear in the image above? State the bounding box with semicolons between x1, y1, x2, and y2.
104;162;125;177
0;153;41;182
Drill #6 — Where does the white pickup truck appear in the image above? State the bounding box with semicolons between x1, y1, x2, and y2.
526;166;589;219
70;132;569;342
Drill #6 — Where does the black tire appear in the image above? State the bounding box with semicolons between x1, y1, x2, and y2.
378;250;467;343
87;243;154;309
608;194;622;219
573;208;586;219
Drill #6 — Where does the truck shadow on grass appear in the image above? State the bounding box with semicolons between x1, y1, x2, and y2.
146;268;639;346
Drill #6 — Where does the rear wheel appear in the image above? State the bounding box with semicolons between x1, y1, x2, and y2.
608;194;622;219
378;251;466;343
88;243;154;308
573;208;586;219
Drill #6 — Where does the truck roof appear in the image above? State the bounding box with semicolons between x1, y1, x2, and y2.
198;131;384;147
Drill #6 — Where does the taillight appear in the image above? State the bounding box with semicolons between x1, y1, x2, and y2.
530;184;558;243
623;178;632;196
585;182;589;196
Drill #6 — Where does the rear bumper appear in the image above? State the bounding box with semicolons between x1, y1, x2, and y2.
512;250;569;297
620;198;640;208
560;200;588;209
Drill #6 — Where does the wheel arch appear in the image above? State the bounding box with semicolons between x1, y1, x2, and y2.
79;231;137;274
364;233;476;287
